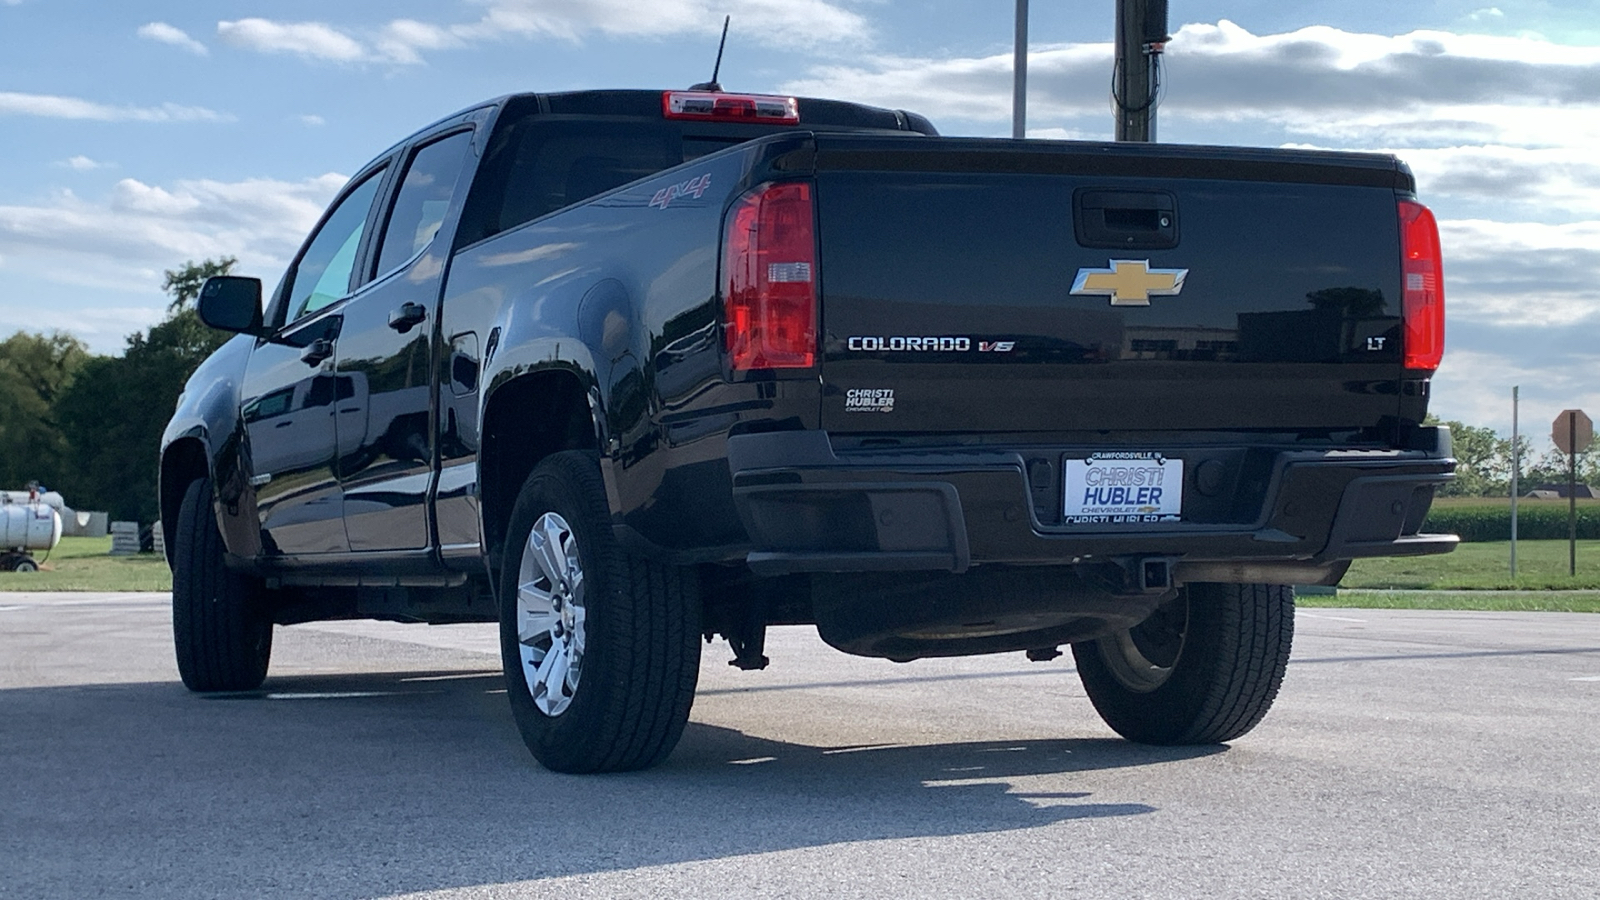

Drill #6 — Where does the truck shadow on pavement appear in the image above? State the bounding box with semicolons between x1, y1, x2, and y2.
2;669;1220;899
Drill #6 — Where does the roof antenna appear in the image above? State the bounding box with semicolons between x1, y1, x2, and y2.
690;16;730;91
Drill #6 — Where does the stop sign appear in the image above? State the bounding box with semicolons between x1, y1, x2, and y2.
1553;409;1593;455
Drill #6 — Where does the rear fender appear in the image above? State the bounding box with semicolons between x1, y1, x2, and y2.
479;277;614;449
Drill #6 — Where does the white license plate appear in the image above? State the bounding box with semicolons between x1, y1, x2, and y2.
1063;453;1183;524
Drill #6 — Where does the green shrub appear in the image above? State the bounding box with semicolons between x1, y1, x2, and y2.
1423;501;1600;542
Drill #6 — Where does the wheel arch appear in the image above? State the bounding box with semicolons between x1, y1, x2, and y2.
159;435;211;568
479;366;602;582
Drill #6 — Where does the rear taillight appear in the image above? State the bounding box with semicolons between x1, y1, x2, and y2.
723;182;817;371
662;91;800;125
1399;200;1445;372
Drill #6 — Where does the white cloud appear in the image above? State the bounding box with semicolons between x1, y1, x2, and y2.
463;0;866;46
1275;142;1600;224
1413;212;1600;435
0;91;228;122
1156;22;1600;147
137;22;208;56
1429;346;1600;440
1436;218;1600;327
0;173;345;343
56;156;110;171
780;20;1600;149
376;19;466;65
217;18;368;62
297;114;326;127
1391;145;1600;219
216;2;867;66
0;304;169;351
1025;126;1098;141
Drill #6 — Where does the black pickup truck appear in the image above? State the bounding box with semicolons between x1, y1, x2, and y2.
163;88;1455;772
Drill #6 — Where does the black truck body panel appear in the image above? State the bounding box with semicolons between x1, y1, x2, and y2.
161;89;1455;654
808;136;1411;436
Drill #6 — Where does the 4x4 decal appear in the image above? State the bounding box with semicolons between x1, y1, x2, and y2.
649;173;712;209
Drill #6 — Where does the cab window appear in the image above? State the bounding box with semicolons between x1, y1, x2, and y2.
456;118;726;248
373;131;473;278
285;168;387;323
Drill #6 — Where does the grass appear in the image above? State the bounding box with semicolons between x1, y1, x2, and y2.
1298;590;1600;613
0;535;173;592
1340;539;1600;590
1428;496;1592;508
1420;496;1600;542
5;534;1598;613
1428;496;1599;507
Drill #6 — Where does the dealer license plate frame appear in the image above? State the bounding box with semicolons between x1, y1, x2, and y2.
1062;452;1183;525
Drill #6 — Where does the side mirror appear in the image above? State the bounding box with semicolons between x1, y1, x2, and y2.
198;276;266;335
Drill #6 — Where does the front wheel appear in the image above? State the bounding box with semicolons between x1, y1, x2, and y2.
1072;582;1294;745
498;451;701;773
172;476;273;691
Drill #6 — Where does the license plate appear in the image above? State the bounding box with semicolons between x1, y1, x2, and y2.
1062;453;1183;524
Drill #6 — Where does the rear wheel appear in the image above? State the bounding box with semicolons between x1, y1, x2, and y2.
172;477;272;691
498;451;701;773
10;556;39;573
1072;582;1293;744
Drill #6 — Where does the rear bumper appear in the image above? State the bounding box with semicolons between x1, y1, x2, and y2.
729;429;1457;578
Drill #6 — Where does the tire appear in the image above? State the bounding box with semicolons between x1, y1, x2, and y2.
498;450;701;773
1072;582;1293;745
12;557;38;573
172;477;272;692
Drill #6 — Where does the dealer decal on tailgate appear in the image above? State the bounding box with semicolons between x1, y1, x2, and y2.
1063;452;1183;524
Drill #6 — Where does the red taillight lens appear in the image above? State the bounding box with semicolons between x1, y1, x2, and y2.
723;182;817;370
662;91;800;124
1399;200;1445;372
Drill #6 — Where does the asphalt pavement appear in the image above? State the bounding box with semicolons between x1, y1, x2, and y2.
1;592;1596;899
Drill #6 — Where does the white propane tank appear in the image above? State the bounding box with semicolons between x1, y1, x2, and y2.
1;500;62;551
0;489;65;510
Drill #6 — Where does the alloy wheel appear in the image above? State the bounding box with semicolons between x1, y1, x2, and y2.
516;512;587;716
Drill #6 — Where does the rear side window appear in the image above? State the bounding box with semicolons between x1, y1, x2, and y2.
285;168;387;323
374;131;474;278
456;119;743;247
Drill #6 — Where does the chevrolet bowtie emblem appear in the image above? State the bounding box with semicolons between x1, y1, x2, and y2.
1071;259;1188;306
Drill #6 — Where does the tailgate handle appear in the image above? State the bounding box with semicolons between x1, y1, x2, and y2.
1074;189;1178;250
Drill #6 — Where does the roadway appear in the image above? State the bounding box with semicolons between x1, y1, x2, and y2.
1;593;1596;899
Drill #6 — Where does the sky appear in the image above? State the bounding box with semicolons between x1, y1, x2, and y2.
1;1;1597;445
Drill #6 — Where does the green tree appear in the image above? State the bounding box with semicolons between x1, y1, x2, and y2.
1430;417;1513;497
0;331;88;491
1522;446;1600;493
162;256;238;311
55;258;239;520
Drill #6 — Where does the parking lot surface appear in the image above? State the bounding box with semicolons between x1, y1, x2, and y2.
1;593;1596;899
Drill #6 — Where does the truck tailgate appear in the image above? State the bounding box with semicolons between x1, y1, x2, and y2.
812;136;1412;435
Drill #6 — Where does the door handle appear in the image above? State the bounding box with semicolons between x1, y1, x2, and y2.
300;338;334;366
388;302;427;334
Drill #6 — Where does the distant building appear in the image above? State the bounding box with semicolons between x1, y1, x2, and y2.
1526;484;1597;499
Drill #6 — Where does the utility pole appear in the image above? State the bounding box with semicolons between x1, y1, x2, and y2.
1013;0;1029;138
1113;0;1170;141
